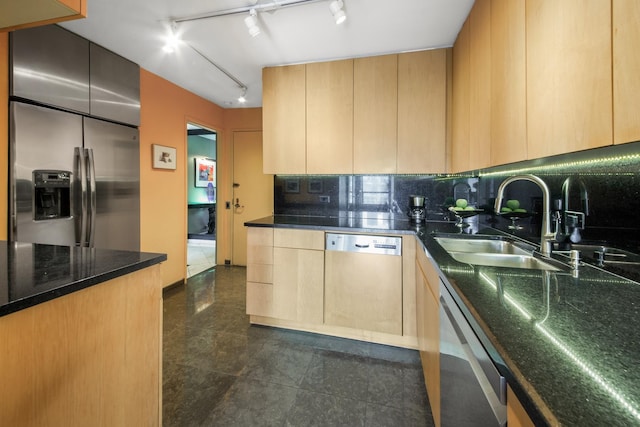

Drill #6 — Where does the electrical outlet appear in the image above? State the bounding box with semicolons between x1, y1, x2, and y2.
319;195;330;203
226;201;231;209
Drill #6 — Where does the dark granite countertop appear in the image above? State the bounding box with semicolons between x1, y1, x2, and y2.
0;241;167;318
246;215;640;427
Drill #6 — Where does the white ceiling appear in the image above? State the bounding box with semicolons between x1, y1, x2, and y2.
60;0;474;108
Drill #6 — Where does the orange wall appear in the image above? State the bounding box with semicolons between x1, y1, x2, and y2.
140;69;226;287
140;69;263;286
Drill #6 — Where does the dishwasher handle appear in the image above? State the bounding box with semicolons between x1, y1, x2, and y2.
355;243;370;248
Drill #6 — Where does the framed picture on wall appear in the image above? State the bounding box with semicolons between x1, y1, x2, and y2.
195;157;216;187
152;144;177;169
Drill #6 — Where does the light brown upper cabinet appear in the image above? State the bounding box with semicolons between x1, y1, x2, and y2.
613;0;640;145
0;0;86;32
526;0;612;159
451;18;471;173
353;55;398;174
306;59;354;174
468;0;492;170
262;65;306;174
263;51;448;175
490;0;527;166
397;50;447;174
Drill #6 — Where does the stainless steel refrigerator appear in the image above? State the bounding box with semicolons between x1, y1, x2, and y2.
9;101;140;251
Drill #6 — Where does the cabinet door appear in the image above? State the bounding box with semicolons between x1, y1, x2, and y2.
397;50;447;174
451;18;471;173
469;0;492;170
246;228;274;317
491;0;527;166
306;59;354;174
325;250;402;335
613;0;640;145
273;247;324;323
526;0;612;159
354;55;398;174
416;248;441;427
0;0;86;31
262;65;306;174
507;386;535;427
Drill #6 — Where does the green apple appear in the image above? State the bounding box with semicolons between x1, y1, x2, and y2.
514;208;527;213
455;198;468;208
506;199;520;210
501;207;513;213
453;206;464;211
464;206;475;211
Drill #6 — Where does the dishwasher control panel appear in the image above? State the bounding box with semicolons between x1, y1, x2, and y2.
325;233;402;256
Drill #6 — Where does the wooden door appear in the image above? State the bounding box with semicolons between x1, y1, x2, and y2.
353;55;398;174
613;0;640;144
451;18;471;173
397;50;447;174
262;65;306;174
526;0;612;158
491;0;527;166
232;131;273;266
306;59;354;174
469;0;492;169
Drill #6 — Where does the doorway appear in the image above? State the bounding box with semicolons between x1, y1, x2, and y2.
186;123;217;277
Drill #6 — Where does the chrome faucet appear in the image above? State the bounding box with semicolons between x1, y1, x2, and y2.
494;174;555;257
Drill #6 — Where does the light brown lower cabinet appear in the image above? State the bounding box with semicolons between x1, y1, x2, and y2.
507;385;535;427
0;265;162;427
246;227;417;348
324;250;403;335
246;227;274;317
272;229;324;323
416;247;441;427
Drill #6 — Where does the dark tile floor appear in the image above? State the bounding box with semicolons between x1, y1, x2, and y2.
163;266;435;427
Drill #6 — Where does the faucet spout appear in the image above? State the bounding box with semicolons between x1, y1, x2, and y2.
494;174;555;257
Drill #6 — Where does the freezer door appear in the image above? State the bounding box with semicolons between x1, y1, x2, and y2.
10;102;82;246
83;117;140;252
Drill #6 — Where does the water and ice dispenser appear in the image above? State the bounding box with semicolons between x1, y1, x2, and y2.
33;170;71;220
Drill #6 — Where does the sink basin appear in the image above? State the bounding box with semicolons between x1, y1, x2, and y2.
434;237;533;255
434;235;561;271
446;252;561;271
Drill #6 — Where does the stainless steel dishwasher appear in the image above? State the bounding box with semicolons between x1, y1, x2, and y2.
324;233;403;335
440;280;507;426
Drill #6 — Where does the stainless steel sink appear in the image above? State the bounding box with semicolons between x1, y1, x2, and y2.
445;252;561;271
434;235;561;271
434;237;533;255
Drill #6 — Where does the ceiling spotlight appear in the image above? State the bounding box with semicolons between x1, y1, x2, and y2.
163;24;180;53
238;87;247;104
329;0;346;25
244;9;260;37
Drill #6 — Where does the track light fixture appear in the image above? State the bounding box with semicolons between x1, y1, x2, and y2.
244;9;260;37
329;0;346;25
238;87;247;103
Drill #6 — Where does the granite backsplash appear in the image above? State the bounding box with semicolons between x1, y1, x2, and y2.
274;141;640;256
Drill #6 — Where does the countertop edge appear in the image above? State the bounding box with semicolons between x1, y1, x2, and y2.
0;251;167;318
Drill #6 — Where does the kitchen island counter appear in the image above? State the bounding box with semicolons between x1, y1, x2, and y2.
247;215;640;427
0;241;166;426
0;240;166;317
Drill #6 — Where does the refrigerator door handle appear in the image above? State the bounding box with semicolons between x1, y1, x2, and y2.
86;148;97;248
75;147;88;246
